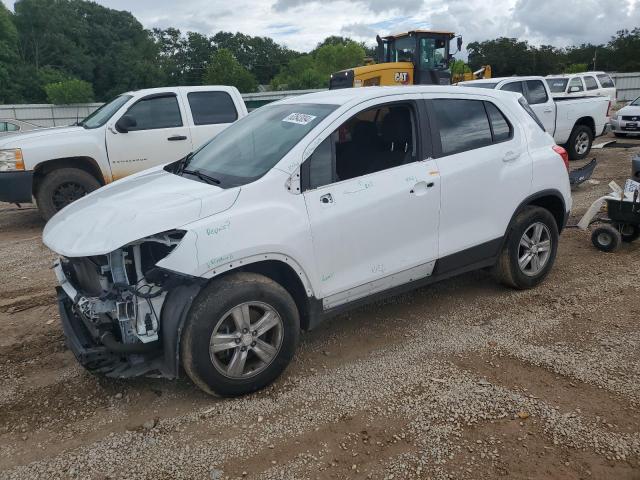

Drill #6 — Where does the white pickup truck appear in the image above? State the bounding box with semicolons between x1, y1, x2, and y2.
0;86;247;219
459;76;611;160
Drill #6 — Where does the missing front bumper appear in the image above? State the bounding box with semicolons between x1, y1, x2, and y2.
56;287;166;378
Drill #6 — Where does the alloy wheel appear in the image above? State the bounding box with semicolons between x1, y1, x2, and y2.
209;302;284;379
518;222;552;276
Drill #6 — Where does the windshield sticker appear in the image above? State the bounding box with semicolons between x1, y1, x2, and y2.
283;113;317;125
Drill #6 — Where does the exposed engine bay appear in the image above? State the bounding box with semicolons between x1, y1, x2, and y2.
54;230;201;378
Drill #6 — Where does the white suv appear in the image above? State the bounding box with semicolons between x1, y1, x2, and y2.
44;86;572;396
546;72;616;100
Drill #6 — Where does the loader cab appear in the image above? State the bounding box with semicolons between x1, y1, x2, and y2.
378;30;458;85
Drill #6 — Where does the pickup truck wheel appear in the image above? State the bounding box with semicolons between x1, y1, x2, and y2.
493;206;559;289
181;272;300;397
567;125;593;160
36;168;101;221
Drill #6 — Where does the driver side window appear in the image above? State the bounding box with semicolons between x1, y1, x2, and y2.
124;95;183;131
302;103;417;191
568;77;584;92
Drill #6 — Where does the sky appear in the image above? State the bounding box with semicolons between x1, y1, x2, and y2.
2;0;639;52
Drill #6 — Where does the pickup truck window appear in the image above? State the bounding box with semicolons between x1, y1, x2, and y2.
584;76;598;90
568;77;584;92
546;78;568;93
597;74;615;88
187;91;238;125
501;81;524;95
524;80;548;105
432;99;493;155
125;95;183;131
304;103;417;189
81;95;132;129
184;103;337;187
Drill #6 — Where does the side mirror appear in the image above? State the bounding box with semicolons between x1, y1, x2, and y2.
115;115;137;133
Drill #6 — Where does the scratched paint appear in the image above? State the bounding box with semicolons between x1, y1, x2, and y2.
405;175;418;183
344;179;374;194
206;254;234;270
206;219;231;236
321;273;334;282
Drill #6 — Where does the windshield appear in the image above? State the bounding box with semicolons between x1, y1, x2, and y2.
462;82;498;89
390;36;416;62
81;95;132;129
546;78;568;93
418;37;448;70
183;103;338;187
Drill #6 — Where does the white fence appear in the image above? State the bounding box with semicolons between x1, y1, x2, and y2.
2;76;639;128
610;73;640;102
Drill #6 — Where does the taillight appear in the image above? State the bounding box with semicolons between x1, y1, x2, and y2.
552;145;569;170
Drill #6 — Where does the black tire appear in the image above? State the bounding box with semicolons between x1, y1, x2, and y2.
36;168;101;221
566;125;593;160
613;132;627;138
181;272;300;397
591;224;622;252
618;223;640;243
493;206;559;289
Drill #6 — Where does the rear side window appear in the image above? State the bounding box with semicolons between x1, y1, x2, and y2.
518;97;546;131
597;74;615;88
546;78;568;93
7;122;19;131
485;102;512;142
188;91;238;125
525;80;548;104
0;122;5;132
125;95;183;131
584;76;598;90
432;99;493;155
501;81;524;95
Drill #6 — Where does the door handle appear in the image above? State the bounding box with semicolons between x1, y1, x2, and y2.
543;107;553;113
503;151;520;162
410;181;433;196
167;135;187;141
320;193;333;204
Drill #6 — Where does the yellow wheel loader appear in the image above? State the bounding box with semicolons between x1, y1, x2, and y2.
329;30;490;89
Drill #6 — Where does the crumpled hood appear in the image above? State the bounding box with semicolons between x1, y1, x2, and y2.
43;168;240;257
0;125;84;147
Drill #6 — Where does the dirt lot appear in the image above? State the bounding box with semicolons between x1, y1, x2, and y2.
1;135;639;480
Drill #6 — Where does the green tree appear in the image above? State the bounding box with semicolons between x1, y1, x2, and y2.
202;48;258;93
564;63;588;73
608;28;640;72
44;78;94;104
271;39;365;90
0;3;21;102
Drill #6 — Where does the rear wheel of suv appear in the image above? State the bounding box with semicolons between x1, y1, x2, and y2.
36;168;101;221
181;272;300;397
566;125;593;160
494;206;559;289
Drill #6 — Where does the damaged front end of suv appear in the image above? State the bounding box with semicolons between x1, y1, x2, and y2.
54;230;203;378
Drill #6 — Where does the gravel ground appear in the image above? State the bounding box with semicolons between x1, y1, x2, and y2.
1;135;639;479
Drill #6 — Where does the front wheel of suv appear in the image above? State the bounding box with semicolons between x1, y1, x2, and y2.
181;272;300;397
493;206;559;290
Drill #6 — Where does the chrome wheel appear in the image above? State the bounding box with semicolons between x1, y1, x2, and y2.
518;222;552;276
209;302;284;379
575;131;590;155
